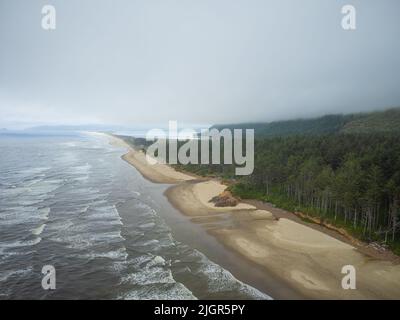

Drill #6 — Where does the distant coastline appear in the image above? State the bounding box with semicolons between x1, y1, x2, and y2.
108;133;400;299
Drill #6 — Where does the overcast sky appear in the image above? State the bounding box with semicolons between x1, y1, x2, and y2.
1;0;400;128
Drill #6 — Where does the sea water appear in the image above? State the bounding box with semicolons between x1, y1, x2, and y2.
0;132;271;299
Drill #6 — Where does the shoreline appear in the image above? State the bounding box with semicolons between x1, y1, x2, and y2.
108;133;400;299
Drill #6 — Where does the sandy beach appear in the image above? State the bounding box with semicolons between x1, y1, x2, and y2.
106;133;194;184
110;134;400;299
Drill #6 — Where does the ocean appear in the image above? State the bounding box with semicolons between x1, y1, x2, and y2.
0;132;270;299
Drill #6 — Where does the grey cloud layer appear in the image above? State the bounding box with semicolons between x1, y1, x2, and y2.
1;0;399;127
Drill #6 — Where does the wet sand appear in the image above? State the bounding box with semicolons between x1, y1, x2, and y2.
109;133;400;299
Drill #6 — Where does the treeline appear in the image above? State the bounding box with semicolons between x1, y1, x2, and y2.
211;108;400;137
175;133;400;253
118;132;400;253
211;114;360;137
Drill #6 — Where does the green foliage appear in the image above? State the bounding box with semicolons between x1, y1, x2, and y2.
204;133;400;252
341;108;400;134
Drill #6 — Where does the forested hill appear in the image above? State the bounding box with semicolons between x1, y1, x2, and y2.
211;108;400;137
341;108;400;134
177;107;400;254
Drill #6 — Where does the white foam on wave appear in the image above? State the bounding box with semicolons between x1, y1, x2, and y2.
89;205;122;225
22;237;42;247
46;219;74;233
0;249;35;258
0;207;50;226
39;207;50;220
61;236;92;250
52;230;125;250
147;255;166;267
0;267;33;282
31;223;46;236
133;202;159;219
132;254;168;268
28;179;62;196
100;230;125;241
1;178;61;210
73;175;89;182
134;239;160;248
117;253;196;300
138;222;156;229
77;247;128;261
2;237;42;249
0;186;22;198
119;282;197;300
122;266;175;286
77;205;90;214
120;254;173;285
191;249;272;300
